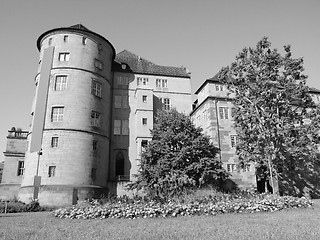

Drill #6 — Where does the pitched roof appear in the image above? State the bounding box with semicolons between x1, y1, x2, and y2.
309;87;320;94
114;50;190;78
195;72;320;95
194;73;221;94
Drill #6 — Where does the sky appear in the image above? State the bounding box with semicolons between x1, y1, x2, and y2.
0;0;320;154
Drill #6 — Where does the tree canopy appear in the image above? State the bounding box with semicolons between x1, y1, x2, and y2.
130;109;228;199
218;37;320;192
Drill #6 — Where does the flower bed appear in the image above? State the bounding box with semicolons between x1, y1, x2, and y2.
53;194;313;220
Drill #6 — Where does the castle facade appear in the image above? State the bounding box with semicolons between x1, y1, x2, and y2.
1;24;320;205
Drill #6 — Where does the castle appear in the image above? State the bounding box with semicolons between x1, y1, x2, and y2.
1;24;320;206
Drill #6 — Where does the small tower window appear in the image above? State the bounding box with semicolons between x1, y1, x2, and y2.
92;140;97;151
59;53;70;62
64;35;68;42
51;107;64;122
51;137;59;148
91;111;101;127
82;37;87;45
94;59;104;70
98;43;103;52
54;75;68;91
48;166;56;177
92;80;102;98
48;38;52;45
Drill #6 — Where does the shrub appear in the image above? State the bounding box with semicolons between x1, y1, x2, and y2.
0;200;26;213
0;199;48;213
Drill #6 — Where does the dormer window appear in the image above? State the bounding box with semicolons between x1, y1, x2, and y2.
216;85;224;91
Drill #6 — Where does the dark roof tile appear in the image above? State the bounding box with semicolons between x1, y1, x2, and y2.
114;50;190;78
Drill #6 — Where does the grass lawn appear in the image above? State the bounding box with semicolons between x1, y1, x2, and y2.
0;200;320;240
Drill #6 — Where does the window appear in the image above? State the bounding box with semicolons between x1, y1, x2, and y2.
118;76;129;85
94;59;103;70
137;77;149;86
17;161;24;176
92;80;102;98
48;38;52;45
54;75;67;91
231;107;236;118
230;135;238;147
156;79;167;88
142;118;147;125
227;164;238;172
92;140;97;151
82;37;87;45
115;96;122;108
141;140;148;152
122;95;129;109
51;137;58;148
91;111;100;127
51;107;64;122
115;95;129;109
48;166;56;177
216;85;224;91
122;120;129;135
203;109;208;120
59;53;70;61
114;120;129;135
142;95;147;103
243;164;251;172
63;35;68;42
98;43;103;52
162;79;168;88
163;98;170;110
219;107;228;119
114;120;121;135
156;79;161;87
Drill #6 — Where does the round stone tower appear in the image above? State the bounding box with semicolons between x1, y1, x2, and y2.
19;24;115;206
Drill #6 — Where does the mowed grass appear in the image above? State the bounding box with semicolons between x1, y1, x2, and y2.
1;200;320;240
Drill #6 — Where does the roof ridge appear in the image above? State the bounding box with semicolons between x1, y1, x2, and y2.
69;24;90;31
115;49;190;78
117;50;156;65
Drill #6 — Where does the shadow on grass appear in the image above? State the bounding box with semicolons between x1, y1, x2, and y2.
0;214;24;217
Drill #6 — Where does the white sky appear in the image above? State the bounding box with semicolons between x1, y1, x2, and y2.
0;0;320;154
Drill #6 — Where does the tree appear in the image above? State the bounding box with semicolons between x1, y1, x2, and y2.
218;37;320;194
130;109;228;199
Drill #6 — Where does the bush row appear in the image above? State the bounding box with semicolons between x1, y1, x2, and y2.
0;200;42;213
53;194;313;220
